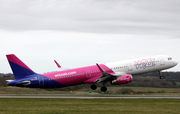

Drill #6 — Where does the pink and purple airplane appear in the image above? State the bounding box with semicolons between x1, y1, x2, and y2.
6;54;178;92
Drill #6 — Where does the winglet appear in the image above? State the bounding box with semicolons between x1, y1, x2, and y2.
54;60;61;68
95;63;109;83
96;63;105;73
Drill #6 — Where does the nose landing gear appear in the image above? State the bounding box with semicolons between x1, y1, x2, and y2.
158;71;164;79
159;76;164;79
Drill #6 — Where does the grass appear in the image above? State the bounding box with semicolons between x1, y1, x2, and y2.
0;86;89;95
0;98;180;114
0;86;180;95
175;82;180;85
106;86;180;95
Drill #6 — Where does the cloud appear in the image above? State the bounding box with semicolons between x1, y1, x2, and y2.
0;0;179;73
0;0;179;37
1;30;180;73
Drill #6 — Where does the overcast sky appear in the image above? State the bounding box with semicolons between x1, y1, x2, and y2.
0;0;180;73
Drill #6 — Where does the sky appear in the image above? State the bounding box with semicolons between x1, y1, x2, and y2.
0;0;180;73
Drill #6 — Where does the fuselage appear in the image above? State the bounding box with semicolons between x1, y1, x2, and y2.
105;55;178;75
8;55;178;88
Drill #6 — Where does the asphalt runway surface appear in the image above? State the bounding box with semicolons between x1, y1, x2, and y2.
0;95;180;98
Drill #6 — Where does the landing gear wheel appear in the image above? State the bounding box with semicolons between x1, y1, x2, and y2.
101;86;107;92
158;71;164;79
159;76;164;79
91;84;97;90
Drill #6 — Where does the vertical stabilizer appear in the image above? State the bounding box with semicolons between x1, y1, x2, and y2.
6;54;36;79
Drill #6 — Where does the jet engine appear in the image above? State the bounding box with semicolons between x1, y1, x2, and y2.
111;74;132;85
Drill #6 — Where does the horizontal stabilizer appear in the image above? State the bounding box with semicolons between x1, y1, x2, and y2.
17;81;31;85
6;80;14;82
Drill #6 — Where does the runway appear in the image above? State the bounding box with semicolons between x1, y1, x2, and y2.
0;94;180;98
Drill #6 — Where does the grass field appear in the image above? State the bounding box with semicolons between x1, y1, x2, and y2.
175;82;180;85
0;86;180;95
106;86;180;95
0;98;180;114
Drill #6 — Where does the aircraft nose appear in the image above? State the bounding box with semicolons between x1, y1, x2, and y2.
173;59;178;66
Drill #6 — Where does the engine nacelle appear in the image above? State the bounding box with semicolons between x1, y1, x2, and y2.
111;74;132;85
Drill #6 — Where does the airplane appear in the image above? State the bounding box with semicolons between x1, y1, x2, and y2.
6;54;178;92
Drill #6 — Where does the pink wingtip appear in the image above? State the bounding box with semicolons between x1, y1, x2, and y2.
54;60;61;68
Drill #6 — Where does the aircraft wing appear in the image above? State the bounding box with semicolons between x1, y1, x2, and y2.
94;63;127;83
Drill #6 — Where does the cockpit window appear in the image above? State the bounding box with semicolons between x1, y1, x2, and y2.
168;57;172;60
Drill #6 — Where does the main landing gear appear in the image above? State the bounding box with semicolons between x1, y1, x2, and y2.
158;71;164;79
101;86;107;92
91;84;97;90
91;84;107;92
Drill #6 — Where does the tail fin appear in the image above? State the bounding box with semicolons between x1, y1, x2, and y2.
6;54;36;80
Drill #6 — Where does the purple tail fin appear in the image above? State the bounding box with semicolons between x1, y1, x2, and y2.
6;54;36;79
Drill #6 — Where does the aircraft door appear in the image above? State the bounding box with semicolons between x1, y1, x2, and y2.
159;56;165;65
38;76;44;86
86;70;91;78
128;63;133;71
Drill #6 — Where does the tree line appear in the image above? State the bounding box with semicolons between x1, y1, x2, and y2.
0;72;180;89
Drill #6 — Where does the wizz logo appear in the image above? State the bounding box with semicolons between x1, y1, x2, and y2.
134;58;156;69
